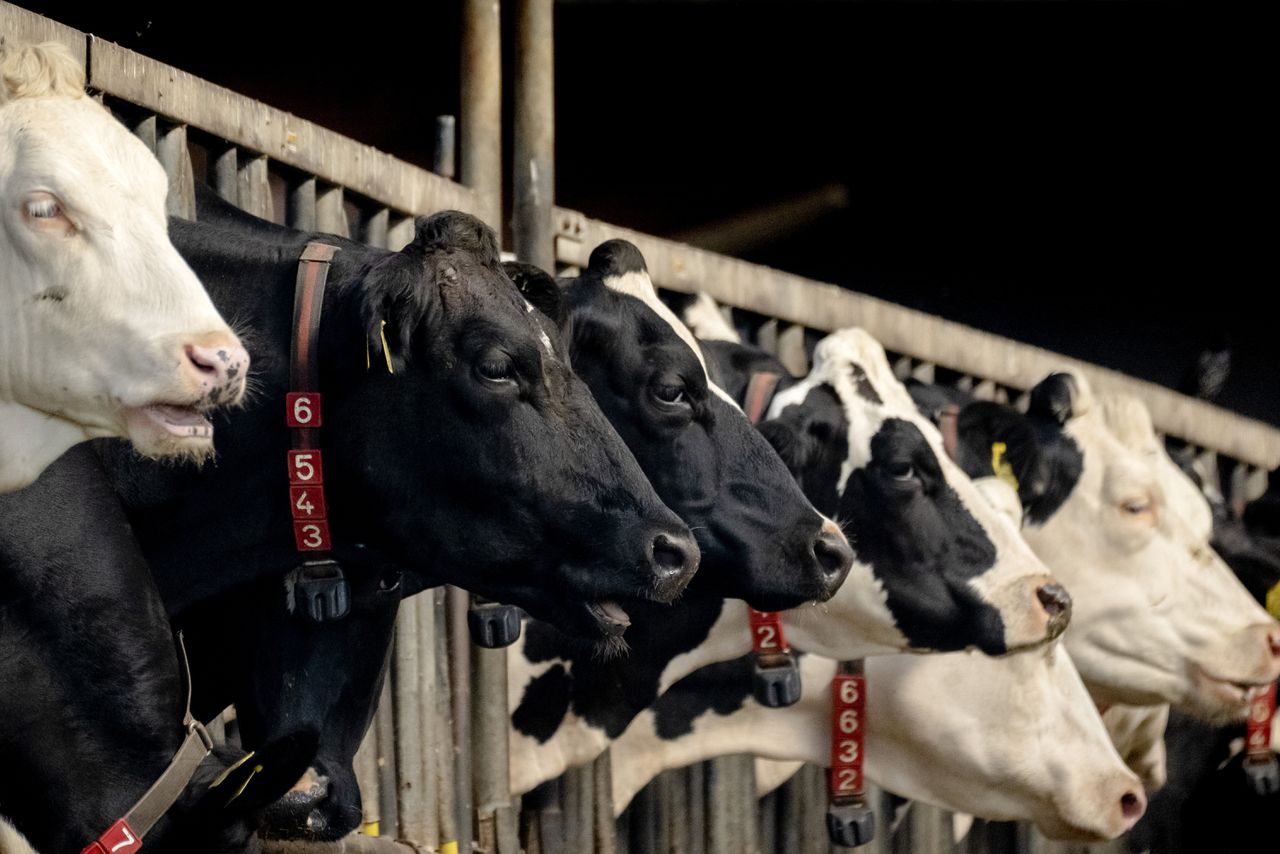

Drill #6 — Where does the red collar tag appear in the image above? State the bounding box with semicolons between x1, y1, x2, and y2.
829;660;866;803
1246;682;1277;761
748;607;791;661
287;243;340;554
80;819;141;854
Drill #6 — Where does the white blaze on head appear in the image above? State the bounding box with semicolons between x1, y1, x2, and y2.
766;327;1060;653
0;42;247;491
1021;374;1280;723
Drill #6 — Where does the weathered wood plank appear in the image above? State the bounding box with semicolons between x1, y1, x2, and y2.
156;123;196;220
554;209;1280;469
88;38;481;218
0;2;85;67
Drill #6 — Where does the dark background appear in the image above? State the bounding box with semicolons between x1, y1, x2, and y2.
23;1;1274;425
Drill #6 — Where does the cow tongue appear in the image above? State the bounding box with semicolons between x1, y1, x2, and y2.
146;404;213;438
589;600;631;634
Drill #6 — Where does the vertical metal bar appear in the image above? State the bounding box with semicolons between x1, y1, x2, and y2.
778;324;809;377
156;123;195;220
131;114;157;153
461;0;502;230
593;752;616;854
446;586;474;854
393;599;426;842
354;723;382;836
687;763;707;854
436;114;458;181
430;590;454;851
512;0;555;270
706;758;734;854
472;640;511;840
289;176;318;232
213;146;238;206
364;207;391;250
237;154;273;221
316;185;351;238
757;319;780;356
375;675;401;838
388;215;416;252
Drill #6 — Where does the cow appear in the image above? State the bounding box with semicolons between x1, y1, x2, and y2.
941;374;1280;725
608;643;1145;841
0;446;316;854
0;43;248;492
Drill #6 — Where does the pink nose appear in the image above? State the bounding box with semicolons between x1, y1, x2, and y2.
1119;788;1147;831
180;333;250;405
1267;626;1280;660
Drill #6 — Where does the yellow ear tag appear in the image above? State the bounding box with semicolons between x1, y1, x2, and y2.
209;750;256;789
1267;580;1280;620
362;820;381;837
379;319;395;375
226;764;264;805
991;442;1019;492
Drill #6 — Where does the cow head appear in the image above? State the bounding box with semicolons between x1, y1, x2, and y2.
953;371;1280;723
556;241;852;611
319;218;698;642
0;43;247;491
758;328;1069;655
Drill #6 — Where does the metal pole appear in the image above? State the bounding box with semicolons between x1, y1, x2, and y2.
512;0;555;270
393;599;427;842
461;0;502;230
446;586;474;854
436;115;458;181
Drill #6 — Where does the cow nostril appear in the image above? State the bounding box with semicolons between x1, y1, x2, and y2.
651;533;690;579
184;344;219;375
1120;791;1145;821
811;533;854;597
1036;583;1071;619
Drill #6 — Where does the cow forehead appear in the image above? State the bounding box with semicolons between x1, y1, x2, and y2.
601;269;740;409
2;97;168;219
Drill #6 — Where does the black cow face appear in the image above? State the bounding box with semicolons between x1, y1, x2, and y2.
321;216;699;641
558;241;852;612
756;330;1066;655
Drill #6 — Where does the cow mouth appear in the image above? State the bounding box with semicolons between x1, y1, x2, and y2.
124;402;214;441
586;599;633;636
1194;666;1273;709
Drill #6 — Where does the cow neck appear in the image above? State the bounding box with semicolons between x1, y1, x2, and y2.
742;371;802;708
80;634;214;854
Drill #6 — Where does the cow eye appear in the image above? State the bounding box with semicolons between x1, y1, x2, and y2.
653;384;686;405
23;192;73;233
476;353;515;384
1122;499;1151;515
886;461;916;482
378;570;403;594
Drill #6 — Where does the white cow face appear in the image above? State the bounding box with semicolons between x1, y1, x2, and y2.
0;43;248;491
763;328;1067;655
1004;373;1280;724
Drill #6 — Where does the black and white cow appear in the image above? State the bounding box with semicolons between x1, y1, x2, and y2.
0;447;316;854
936;375;1280;725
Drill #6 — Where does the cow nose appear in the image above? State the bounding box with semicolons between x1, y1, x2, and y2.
1036;582;1073;640
647;529;700;599
811;523;854;600
1119;788;1147;830
1267;625;1280;660
180;332;250;405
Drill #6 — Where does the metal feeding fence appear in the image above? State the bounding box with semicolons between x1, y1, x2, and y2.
3;2;1277;853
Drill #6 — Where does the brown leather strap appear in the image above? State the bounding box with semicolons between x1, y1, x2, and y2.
290;242;340;452
744;372;783;425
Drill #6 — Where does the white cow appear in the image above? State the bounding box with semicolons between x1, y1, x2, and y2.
1006;374;1280;724
0;43;248;492
610;647;1145;842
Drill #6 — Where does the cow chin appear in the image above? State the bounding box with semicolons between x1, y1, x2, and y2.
1181;666;1267;725
259;766;362;841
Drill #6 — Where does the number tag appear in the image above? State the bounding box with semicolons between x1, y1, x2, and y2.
290;486;327;519
288;450;324;485
293;520;332;552
829;672;866;798
1245;683;1277;758
80;819;142;854
286;392;322;427
747;608;790;655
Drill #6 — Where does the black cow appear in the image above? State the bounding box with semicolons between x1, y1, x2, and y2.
0;447;315;854
98;191;699;640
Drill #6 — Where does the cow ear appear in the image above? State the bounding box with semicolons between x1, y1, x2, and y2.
502;261;568;329
1028;372;1088;425
956;401;1044;506
358;248;435;373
